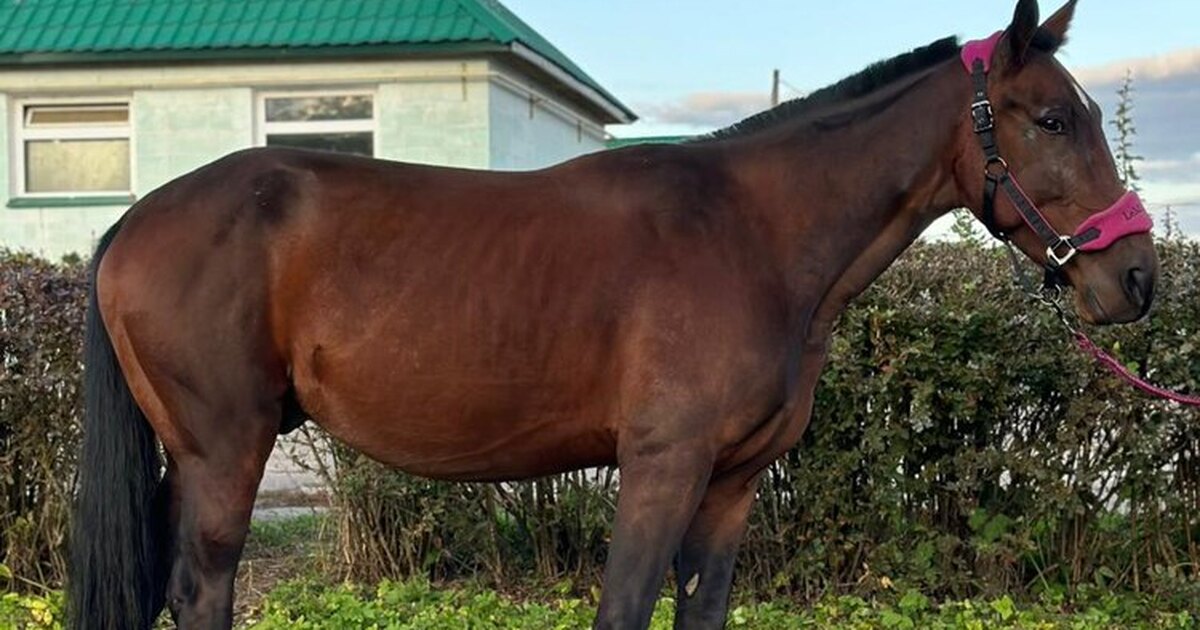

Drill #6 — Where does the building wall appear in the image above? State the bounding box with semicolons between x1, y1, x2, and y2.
0;58;612;257
134;88;254;194
377;75;490;169
0;201;127;261
488;67;606;171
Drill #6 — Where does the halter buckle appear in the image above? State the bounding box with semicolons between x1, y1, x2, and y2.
971;99;995;133
1046;236;1078;267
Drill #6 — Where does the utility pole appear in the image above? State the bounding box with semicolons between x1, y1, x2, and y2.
771;69;781;107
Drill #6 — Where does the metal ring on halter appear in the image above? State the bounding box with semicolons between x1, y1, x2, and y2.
1046;236;1078;267
984;156;1008;178
1032;284;1079;335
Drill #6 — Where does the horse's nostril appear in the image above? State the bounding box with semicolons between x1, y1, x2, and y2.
1124;267;1153;312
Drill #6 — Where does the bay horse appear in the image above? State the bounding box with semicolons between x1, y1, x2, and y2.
69;1;1158;628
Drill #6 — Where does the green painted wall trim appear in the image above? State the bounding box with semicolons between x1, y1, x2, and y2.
7;195;135;209
605;135;692;149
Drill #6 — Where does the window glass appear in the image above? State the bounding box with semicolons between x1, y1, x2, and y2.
27;105;129;126
19;102;132;195
26;139;132;193
266;133;373;157
265;95;373;122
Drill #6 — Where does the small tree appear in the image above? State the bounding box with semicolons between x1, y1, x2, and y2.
1110;69;1142;192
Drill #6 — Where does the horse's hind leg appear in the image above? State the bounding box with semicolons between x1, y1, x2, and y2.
162;402;278;629
120;342;280;627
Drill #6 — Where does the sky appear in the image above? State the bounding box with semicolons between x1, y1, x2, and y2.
504;1;1200;235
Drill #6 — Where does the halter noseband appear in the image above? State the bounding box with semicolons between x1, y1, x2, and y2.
961;31;1153;282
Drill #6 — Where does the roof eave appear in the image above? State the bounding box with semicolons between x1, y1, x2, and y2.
0;41;511;68
509;42;636;125
0;41;639;125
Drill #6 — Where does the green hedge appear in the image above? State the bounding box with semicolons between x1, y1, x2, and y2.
745;237;1199;604
2;234;1198;609
0;254;86;587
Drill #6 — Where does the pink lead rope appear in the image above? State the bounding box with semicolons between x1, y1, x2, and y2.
1073;332;1200;406
1037;291;1200;407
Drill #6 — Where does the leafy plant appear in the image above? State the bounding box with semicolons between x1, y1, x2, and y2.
245;578;1200;630
1111;69;1143;192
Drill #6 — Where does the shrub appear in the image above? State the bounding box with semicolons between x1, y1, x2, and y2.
327;447;615;585
740;237;1200;604
0;252;87;586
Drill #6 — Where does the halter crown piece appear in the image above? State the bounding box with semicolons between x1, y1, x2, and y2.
960;31;1153;276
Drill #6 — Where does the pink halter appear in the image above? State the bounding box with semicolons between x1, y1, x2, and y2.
961;31;1153;268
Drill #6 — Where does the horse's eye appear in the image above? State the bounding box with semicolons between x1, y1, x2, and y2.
1038;117;1066;135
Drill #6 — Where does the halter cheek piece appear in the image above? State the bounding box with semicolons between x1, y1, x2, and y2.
961;32;1153;285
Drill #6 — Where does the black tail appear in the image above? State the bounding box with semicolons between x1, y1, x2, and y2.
68;221;166;630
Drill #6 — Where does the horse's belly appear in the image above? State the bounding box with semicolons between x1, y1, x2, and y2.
297;365;618;482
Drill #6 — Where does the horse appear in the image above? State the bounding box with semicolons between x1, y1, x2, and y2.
68;1;1158;628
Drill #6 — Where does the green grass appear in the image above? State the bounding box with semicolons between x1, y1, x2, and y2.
2;576;1197;629
243;512;326;559
6;523;1199;630
244;578;1199;630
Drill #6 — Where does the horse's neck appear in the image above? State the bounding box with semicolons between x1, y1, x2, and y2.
728;62;966;334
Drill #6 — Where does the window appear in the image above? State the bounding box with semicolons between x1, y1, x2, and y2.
258;92;375;157
14;101;132;196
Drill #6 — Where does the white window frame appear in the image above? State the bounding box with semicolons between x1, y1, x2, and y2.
10;97;134;198
255;89;377;156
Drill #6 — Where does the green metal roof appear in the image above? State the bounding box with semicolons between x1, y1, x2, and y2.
0;0;634;122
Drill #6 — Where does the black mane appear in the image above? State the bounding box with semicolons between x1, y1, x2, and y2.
702;37;961;141
700;30;1064;142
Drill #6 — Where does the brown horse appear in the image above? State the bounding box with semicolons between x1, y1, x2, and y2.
68;1;1157;628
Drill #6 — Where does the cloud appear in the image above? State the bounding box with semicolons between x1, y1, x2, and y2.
1143;181;1200;206
1070;47;1200;176
1140;154;1200;184
1073;47;1200;87
638;91;770;128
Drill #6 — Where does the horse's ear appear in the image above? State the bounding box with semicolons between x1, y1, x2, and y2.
1041;0;1078;48
1007;0;1040;67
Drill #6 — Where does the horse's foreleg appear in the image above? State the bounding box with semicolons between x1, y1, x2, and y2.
164;410;277;629
670;345;827;629
593;445;712;630
671;472;762;630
